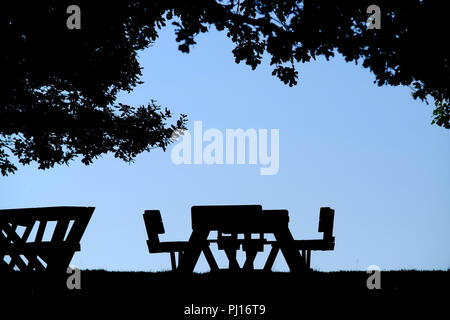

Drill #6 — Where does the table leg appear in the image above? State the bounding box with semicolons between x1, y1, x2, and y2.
243;249;258;270
242;233;257;270
274;229;305;272
178;230;210;273
263;245;279;271
224;248;240;270
203;245;219;271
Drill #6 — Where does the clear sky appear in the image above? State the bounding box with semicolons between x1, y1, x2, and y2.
1;25;449;272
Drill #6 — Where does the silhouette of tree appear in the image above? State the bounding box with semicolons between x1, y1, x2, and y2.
165;0;449;128
1;2;186;175
2;1;448;175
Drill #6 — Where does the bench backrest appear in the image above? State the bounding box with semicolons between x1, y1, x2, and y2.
318;207;335;241
143;210;165;235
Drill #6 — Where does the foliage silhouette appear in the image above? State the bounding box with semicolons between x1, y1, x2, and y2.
2;1;448;175
1;1;187;175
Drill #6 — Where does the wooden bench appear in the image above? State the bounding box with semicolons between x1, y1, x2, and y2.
143;210;218;271
264;207;335;271
0;206;94;273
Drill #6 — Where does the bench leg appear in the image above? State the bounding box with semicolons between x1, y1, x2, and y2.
169;252;177;271
306;250;311;270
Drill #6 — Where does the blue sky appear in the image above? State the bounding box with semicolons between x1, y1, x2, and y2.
1;25;449;272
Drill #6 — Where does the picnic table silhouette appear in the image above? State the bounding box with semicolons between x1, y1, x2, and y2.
0;206;94;273
143;205;335;272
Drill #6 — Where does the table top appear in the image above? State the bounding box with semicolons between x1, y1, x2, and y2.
191;205;289;233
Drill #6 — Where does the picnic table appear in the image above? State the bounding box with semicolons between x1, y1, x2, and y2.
0;206;94;273
143;205;335;272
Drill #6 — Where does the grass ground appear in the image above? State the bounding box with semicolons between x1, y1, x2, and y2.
1;270;448;318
